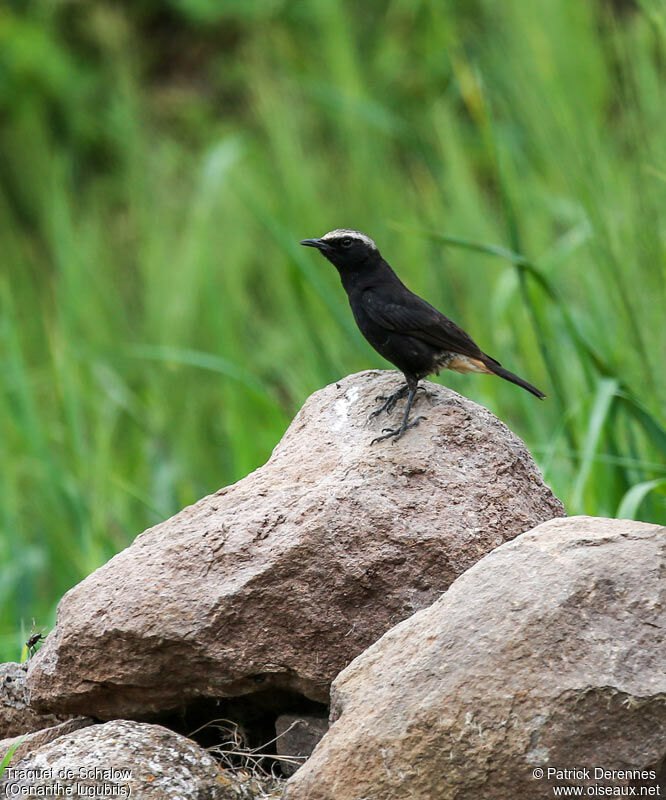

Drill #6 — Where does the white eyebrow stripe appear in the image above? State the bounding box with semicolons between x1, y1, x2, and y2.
320;229;377;249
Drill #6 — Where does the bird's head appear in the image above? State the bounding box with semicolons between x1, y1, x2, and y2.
300;229;379;271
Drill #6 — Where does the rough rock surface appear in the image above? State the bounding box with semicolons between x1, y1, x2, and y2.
285;516;666;800
27;370;564;718
0;662;69;739
0;720;233;799
0;717;93;763
275;713;329;776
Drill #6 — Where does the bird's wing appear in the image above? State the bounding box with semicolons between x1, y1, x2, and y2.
361;286;492;361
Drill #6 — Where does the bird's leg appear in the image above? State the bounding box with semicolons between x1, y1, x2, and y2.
370;383;410;418
371;385;426;445
370;382;426;419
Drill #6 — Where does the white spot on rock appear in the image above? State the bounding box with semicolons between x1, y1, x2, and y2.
332;386;360;432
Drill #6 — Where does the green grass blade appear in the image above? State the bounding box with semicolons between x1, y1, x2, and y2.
617;479;666;520
1;736;25;776
572;378;620;512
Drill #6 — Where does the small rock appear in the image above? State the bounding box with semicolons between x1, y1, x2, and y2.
285;516;666;800
0;662;69;739
0;717;93;764
275;713;329;776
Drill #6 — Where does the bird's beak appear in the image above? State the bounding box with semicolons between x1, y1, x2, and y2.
300;238;329;251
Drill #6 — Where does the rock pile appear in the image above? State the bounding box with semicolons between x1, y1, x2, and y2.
0;371;611;799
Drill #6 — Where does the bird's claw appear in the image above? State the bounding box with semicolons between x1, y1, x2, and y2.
369;399;397;418
369;385;410;419
371;416;426;445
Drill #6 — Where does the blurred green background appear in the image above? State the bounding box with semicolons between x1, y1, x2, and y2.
1;0;665;660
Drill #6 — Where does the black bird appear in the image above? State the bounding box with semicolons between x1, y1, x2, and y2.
300;229;545;444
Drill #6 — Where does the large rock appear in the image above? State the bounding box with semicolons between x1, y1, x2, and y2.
285;516;666;800
27;370;564;718
0;719;278;799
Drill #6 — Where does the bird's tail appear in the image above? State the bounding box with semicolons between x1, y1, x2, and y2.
484;359;546;399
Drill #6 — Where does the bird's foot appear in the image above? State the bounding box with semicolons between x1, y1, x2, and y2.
370;385;409;418
370;384;424;418
370;416;426;445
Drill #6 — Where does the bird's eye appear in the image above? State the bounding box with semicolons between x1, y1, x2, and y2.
341;237;353;248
